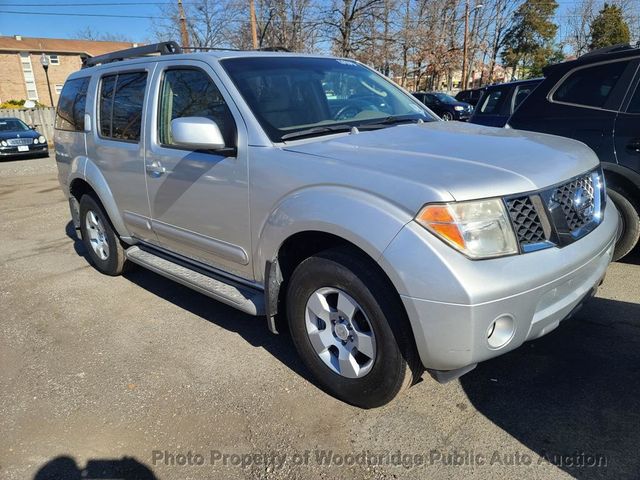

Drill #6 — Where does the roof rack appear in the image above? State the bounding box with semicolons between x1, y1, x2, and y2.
82;41;182;68
579;43;634;59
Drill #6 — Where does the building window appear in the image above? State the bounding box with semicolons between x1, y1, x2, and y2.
55;84;63;94
19;52;39;101
48;54;60;65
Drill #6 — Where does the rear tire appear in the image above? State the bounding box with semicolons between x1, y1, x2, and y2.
79;194;127;276
286;247;422;408
608;187;639;261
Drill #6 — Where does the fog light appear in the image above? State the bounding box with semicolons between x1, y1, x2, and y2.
487;315;515;349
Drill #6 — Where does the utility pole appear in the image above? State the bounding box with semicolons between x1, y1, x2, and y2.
249;0;259;49
178;0;191;52
461;0;470;91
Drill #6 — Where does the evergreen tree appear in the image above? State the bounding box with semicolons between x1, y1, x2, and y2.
501;0;559;79
589;3;631;50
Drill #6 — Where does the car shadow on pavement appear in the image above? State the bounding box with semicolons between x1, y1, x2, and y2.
33;455;156;479
460;296;640;479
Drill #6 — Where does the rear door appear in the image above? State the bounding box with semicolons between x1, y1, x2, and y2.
86;64;155;242
614;60;640;173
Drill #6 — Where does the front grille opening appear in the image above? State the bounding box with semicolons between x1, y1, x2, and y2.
507;196;546;247
553;176;595;232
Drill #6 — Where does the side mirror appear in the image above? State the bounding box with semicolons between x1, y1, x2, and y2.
171;117;225;151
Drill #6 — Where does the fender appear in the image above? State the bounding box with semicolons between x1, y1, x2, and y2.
76;158;131;240
602;162;640;192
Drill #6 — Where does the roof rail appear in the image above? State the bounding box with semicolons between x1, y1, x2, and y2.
579;43;634;59
82;41;182;68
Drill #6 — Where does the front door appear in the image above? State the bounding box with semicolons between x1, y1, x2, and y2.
614;64;640;174
143;60;253;279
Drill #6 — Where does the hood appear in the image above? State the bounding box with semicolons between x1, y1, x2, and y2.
282;121;599;203
0;129;39;141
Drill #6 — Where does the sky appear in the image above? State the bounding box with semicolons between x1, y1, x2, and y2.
0;0;593;45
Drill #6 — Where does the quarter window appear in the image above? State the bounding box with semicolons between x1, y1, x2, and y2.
552;61;629;109
55;77;90;131
99;71;147;142
158;68;235;148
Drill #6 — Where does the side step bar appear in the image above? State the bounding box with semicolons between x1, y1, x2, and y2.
125;246;265;316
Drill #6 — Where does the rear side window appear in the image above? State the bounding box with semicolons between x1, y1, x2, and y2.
55;77;90;131
478;88;506;114
552;61;629;109
99;71;147;142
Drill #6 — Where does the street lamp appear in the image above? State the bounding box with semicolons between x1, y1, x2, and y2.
39;53;55;107
461;1;483;91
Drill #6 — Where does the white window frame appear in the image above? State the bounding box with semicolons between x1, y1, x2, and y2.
19;52;39;101
55;84;63;94
48;54;60;65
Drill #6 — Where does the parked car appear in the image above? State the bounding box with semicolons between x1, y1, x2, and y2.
469;79;542;127
508;44;640;261
0;117;48;159
455;87;485;106
412;92;473;121
55;42;618;408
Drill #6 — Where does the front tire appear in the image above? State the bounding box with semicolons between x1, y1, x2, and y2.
79;194;127;276
608;187;640;261
441;112;453;121
286;247;422;408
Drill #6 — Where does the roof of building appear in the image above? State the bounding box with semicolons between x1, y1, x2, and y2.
0;35;138;57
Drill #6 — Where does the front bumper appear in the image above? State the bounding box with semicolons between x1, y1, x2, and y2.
0;144;48;157
380;200;619;372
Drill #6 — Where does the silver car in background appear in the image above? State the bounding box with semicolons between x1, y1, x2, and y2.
55;42;619;408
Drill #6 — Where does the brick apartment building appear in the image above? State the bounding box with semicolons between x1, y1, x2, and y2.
0;35;138;107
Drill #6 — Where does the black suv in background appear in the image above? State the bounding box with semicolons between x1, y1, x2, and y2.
469;79;542;127
455;87;485;106
509;44;640;260
412;92;473;121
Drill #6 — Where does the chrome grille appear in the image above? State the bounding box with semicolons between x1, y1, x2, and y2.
504;169;604;253
507;196;545;246
552;175;595;231
7;138;33;146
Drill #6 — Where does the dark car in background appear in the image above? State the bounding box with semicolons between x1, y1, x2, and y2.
412;92;473;121
0;117;48;159
508;44;640;260
469;78;542;127
455;87;485;106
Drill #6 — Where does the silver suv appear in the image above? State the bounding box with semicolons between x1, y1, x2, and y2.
55;42;619;408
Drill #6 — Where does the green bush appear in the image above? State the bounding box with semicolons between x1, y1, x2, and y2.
0;99;46;109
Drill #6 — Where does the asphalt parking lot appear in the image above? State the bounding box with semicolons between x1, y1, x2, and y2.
1;154;639;480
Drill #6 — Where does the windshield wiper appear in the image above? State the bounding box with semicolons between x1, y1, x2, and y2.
280;125;353;141
358;115;425;130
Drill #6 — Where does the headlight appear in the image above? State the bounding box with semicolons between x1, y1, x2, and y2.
416;199;518;259
0;140;6;146
454;106;464;111
33;138;39;144
38;135;46;144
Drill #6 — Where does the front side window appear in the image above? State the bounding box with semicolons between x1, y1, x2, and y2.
99;71;147;142
478;88;506;114
626;82;640;114
552;61;629;109
55;76;90;131
158;68;235;147
512;84;536;111
221;57;432;142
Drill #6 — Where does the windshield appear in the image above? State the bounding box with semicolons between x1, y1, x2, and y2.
433;93;458;104
221;57;434;142
0;119;30;132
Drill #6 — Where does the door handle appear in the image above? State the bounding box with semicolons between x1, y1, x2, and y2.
627;139;640;154
145;162;166;177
